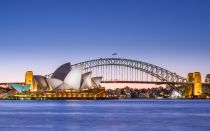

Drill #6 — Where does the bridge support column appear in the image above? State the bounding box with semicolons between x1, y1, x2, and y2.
184;73;194;97
193;72;203;97
25;71;34;92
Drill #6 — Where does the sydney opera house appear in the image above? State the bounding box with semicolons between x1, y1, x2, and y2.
0;63;106;100
26;63;103;92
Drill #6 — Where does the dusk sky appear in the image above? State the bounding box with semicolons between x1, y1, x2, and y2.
0;0;209;83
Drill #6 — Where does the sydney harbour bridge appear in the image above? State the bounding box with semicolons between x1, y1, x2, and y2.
70;58;210;97
72;58;188;85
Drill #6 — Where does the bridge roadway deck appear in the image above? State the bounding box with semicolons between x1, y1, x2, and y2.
101;81;193;85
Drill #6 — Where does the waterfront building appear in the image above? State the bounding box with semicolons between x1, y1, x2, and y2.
205;74;210;84
16;63;103;94
10;84;30;93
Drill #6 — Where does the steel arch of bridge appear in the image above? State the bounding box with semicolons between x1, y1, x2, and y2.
73;58;187;83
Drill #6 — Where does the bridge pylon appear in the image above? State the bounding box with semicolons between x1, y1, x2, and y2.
184;72;203;98
193;72;203;97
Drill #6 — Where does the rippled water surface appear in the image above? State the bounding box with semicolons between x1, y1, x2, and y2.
0;100;210;131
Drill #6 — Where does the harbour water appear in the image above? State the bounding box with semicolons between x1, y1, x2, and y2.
0;100;210;131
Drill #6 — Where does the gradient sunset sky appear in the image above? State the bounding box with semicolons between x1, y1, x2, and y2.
0;0;209;83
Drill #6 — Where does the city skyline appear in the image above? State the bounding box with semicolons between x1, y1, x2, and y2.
0;0;210;82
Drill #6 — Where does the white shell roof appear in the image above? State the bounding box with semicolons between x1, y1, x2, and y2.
81;72;92;89
64;64;83;90
91;77;103;88
47;78;63;90
54;82;72;91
